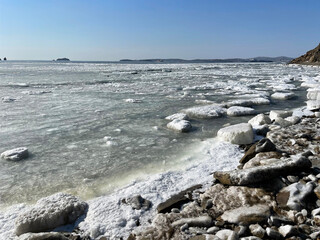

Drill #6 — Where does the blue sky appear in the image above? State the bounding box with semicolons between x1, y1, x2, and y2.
0;0;319;60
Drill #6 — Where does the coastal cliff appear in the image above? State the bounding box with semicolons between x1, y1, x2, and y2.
289;43;320;65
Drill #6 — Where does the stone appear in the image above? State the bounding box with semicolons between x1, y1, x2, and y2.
271;92;295;100
215;229;239;240
248;114;271;126
215;155;311;186
220;204;270;225
310;231;320;240
311;208;320;217
278;225;299;238
17;232;69;240
124;195;151;210
157;184;201;213
207;226;219;234
2;96;16;102
15;193;88;236
287;175;300;183
249;224;265;238
243;158;280;169
165;113;189;121
1;147;29;161
171;216;212;228
227;106;256;116
314;186;320;199
276;182;315;211
266;227;282;239
167;119;192;132
217;123;253;145
239;138;276;164
273;117;293;127
182;105;226;119
200;184;273;218
268;216;294;227
269;110;292;121
254;125;269;136
285;116;301;125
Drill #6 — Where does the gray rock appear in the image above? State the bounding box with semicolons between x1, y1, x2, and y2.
249;224;265;238
180;223;189;231
17;232;69;240
287;175;300;183
266;227;282;239
268;216;294;227
207;226;219;234
278;225;299;238
215;229;239;240
240;237;261;240
310;231;320;240
125;195;151;210
1;147;29;161
15;193;88;236
214;155;311;186
220;204;270;225
171;216;212;228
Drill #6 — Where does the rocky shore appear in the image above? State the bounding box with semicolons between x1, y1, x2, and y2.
1;64;320;240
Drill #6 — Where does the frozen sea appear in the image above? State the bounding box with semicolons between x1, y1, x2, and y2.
0;61;319;238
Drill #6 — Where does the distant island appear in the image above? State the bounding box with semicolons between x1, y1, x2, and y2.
55;58;70;62
289;43;320;65
119;56;292;64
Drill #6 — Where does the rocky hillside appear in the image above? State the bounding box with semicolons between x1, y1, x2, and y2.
290;43;320;65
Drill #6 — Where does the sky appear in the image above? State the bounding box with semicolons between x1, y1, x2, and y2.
0;0;320;61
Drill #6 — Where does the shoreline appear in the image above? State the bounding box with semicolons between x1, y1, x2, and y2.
0;62;320;239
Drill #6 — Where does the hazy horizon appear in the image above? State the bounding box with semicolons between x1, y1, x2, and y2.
1;0;320;61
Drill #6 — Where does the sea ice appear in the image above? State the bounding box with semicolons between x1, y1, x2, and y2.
217;123;253;145
182;105;226;119
271;92;295;100
227;106;256;116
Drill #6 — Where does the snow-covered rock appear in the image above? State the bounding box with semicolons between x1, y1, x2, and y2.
271;92;295;100
15;193;88;236
167;119;192;132
217;123;253;145
269;110;292;121
307;100;320;110
1;147;29;161
248;114;271;126
182;105;226;119
165;113;189;121
227;106;256;116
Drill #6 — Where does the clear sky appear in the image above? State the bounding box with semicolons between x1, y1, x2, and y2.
0;0;320;61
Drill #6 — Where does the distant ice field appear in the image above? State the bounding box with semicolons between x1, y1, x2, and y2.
0;61;318;208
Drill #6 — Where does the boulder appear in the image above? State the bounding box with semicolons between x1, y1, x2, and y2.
276;182;316;211
239;138;276;164
227;106;256;117
214;155;311;186
217;123;253;145
220;204;270;225
15;193;88;236
199;184;273;218
182;105;226;119
278;225;299;238
165;113;189;121
1;147;29;161
269;110;292;121
124;195;151;210
248;114;271;126
167;119;192;132
271;92;295;100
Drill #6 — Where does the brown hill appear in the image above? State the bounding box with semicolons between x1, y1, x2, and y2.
289;43;320;65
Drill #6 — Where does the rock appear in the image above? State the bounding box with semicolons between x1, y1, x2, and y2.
220;204;270;225
2;96;16;102
254;125;269;136
278;225;299;238
276;181;315;211
167;119;192;132
314;186;320;199
124;195;151;210
215;229;239;240
217;123;253;145
249;224;265;238
227;106;256;116
307;89;320;100
311;208;320;217
165;113;189;121
243;152;282;169
157;184;201;213
292;107;315;118
269;110;292;121
268;216;294;227
182;104;226;119
15;193;88;236
266;227;282;239
180;223;188;231
207;226;219;234
239;138;277;164
287;175;300;183
248;114;271;127
310;231;320;240
171;216;212;228
307;100;320;110
273;117;293;127
200;184;273;218
285;116;301;125
1;147;29;161
17;232;70;240
289;43;320;65
214;155;311;186
271;92;295;100
239;237;261;240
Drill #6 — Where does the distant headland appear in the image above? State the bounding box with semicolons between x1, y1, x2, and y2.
289;43;320;65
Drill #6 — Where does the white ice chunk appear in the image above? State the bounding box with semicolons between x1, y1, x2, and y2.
269;110;292;121
182;105;226;119
165;113;189;121
307;100;320;110
217;123;253;145
167;119;192;132
227;106;256;116
271;92;295;100
248;114;271;127
1;147;29;161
